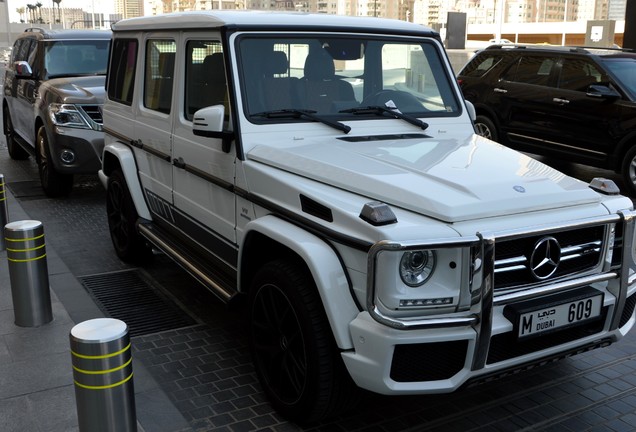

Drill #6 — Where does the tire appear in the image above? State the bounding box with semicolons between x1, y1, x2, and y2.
106;169;152;263
474;115;499;142
36;126;73;197
621;145;636;196
3;108;29;160
248;259;357;424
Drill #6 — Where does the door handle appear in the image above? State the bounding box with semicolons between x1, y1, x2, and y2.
552;98;570;105
172;157;186;169
494;88;507;94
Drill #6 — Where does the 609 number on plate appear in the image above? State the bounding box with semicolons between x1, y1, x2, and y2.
517;293;603;338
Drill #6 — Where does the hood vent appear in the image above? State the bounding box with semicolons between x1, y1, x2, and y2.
338;133;430;142
300;194;333;222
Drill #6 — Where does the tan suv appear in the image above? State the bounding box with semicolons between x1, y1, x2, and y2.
3;28;110;196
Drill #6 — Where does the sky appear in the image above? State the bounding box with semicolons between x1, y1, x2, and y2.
8;0;123;24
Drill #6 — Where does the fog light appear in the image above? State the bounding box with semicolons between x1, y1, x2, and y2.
60;150;75;164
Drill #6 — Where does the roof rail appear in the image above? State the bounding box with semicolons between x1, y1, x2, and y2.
24;27;45;33
571;45;636;53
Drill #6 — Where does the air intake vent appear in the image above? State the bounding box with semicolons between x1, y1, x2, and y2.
300;194;333;222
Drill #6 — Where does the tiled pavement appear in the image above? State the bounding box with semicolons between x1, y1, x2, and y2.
3;139;636;431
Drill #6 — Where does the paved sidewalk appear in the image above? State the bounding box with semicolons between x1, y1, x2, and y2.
0;172;192;431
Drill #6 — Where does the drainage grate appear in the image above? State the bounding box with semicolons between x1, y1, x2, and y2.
6;181;46;200
79;269;196;337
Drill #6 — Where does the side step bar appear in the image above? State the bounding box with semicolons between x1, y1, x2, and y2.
137;222;240;305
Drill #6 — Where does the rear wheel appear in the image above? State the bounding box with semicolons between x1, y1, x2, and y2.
3;108;29;160
106;169;152;263
474;115;499;142
249;259;357;424
36;126;73;197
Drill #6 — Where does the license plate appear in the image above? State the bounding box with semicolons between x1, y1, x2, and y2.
516;293;603;338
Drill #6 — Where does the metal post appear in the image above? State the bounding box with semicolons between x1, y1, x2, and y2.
70;318;137;432
4;220;53;327
0;174;8;251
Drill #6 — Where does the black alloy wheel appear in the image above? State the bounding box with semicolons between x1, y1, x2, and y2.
106;169;152;263
249;259;356;423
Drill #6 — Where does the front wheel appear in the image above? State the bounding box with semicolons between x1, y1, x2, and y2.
474;115;499;142
248;259;357;424
106;169;152;263
36;126;73;197
621;145;636;196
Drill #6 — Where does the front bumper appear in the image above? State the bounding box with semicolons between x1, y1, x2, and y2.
49;126;104;174
341;211;636;395
343;286;635;394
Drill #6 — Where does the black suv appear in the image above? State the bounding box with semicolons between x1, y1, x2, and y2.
458;45;636;194
3;28;110;197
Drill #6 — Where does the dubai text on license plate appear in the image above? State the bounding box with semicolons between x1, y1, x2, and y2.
518;293;603;338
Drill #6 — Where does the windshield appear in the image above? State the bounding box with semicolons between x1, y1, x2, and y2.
237;35;460;122
44;40;110;78
601;56;636;100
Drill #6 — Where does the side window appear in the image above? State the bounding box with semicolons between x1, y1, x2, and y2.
107;39;138;106
144;39;176;114
184;40;226;121
13;38;33;63
503;56;554;86
558;58;602;92
462;54;500;78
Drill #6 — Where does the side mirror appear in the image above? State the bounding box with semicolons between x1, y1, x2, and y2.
14;61;33;78
192;105;234;153
586;84;620;100
465;100;476;122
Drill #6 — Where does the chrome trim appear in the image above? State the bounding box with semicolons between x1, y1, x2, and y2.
367;308;478;329
472;232;494;370
494;240;602;276
366;236;481;330
138;223;235;302
611;210;635;329
366;212;626;331
507;132;606;157
493;272;618;305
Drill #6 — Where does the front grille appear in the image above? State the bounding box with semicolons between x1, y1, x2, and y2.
390;340;468;382
494;225;605;291
79;104;103;125
486;307;607;364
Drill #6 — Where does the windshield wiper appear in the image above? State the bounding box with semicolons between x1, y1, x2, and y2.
340;106;429;130
252;109;351;134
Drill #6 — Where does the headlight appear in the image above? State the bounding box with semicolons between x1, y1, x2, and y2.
399;250;435;287
49;103;90;129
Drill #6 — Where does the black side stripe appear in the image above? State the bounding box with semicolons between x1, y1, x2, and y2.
105;127;372;252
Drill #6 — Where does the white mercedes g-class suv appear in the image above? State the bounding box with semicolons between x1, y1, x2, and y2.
100;11;636;422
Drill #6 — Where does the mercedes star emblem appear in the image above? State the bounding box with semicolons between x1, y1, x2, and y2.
530;236;561;280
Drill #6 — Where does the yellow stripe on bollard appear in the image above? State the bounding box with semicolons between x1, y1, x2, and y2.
4;233;45;242
71;342;131;360
74;373;134;390
7;254;47;263
72;357;133;375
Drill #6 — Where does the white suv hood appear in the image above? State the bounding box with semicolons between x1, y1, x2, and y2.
247;133;600;223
